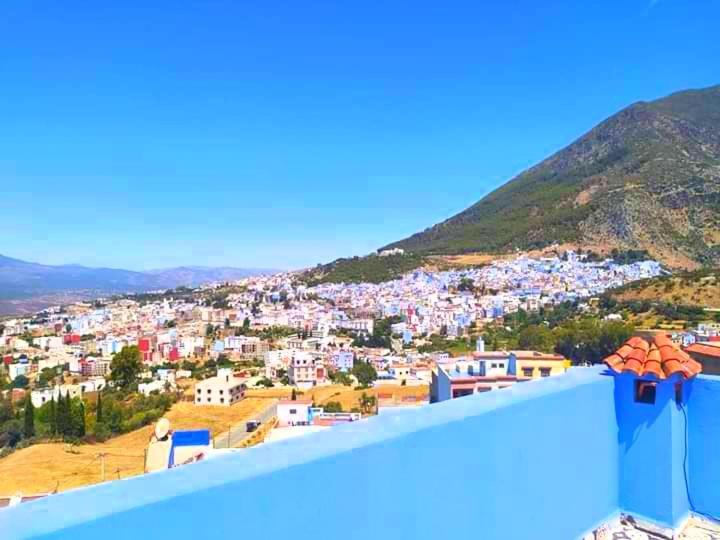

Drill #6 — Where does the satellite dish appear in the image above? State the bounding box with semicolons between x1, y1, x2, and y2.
155;418;171;440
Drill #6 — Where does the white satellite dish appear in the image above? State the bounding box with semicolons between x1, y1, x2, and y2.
155;418;171;440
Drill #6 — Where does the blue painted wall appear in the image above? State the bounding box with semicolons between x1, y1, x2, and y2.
0;368;619;540
613;373;690;527
686;375;720;519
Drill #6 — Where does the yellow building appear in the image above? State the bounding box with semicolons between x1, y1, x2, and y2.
512;351;570;379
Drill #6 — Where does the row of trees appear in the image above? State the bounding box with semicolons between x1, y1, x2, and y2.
1;346;174;453
515;319;633;364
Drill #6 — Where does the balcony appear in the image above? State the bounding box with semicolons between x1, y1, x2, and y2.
1;365;719;539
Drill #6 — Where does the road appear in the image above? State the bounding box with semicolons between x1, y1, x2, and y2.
213;400;277;449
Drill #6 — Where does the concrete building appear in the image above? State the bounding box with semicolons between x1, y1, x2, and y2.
276;400;313;427
30;384;82;408
473;350;568;379
430;351;568;403
288;353;326;389
685;342;720;375
330;350;354;372
194;368;245;406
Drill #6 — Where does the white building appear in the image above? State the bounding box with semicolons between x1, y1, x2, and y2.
289;353;326;389
276;400;313;427
30;384;83;408
8;363;30;381
139;379;169;396
194;368;245;406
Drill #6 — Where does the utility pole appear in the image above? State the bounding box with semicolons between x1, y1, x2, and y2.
98;453;107;482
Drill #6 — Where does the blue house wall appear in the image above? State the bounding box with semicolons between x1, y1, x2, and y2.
686;375;720;519
613;373;691;527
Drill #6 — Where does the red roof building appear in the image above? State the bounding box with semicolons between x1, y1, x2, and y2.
604;335;702;380
684;342;720;376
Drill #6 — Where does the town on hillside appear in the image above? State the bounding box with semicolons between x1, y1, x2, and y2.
5;249;720;497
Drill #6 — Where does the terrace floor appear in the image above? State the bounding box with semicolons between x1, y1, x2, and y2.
592;516;720;539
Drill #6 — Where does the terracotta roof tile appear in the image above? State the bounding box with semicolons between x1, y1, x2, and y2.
686;343;720;359
603;335;702;380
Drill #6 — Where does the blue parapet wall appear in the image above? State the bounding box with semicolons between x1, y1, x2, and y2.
686;375;720;519
1;367;717;539
0;367;620;539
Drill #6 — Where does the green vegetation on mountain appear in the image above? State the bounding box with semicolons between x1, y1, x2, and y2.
302;253;426;286
607;268;720;309
383;85;720;269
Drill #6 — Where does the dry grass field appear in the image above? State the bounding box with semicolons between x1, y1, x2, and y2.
0;398;270;495
247;384;429;412
613;274;720;309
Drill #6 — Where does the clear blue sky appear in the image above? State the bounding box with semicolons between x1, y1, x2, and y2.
1;0;718;271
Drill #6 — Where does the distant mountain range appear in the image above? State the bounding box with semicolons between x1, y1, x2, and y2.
383;84;720;269
0;254;278;315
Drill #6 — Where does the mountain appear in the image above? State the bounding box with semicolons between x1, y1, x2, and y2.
383;85;720;269
0;255;278;315
144;266;279;288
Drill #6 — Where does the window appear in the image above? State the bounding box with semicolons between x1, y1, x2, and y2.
522;367;534;377
220;398;224;404
290;408;297;414
539;368;551;378
197;389;201;394
219;389;224;394
635;380;657;404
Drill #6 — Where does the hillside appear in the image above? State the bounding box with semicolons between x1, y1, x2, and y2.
384;85;720;269
609;269;720;309
301;253;426;285
0;400;270;494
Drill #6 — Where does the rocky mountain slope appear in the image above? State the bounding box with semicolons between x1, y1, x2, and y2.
384;85;720;269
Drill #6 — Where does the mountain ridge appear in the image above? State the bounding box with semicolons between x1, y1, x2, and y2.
383;84;720;269
0;254;279;315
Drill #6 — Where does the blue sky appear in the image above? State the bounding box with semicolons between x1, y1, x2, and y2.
1;0;718;270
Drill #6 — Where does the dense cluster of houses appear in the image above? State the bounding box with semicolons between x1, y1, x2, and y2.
310;253;662;340
0;252;665;409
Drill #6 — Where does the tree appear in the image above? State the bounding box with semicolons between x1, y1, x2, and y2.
23;394;35;438
518;325;556;353
96;392;103;424
55;392;68;436
72;400;86;438
49;396;57;435
11;375;29;389
38;367;57;388
291;388;297;400
110;346;143;390
255;377;274;388
358;393;377;415
352;362;377;388
458;277;475;292
324;401;343;413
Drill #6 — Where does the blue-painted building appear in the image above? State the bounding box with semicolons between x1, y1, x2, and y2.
331;350;354;372
1;363;719;538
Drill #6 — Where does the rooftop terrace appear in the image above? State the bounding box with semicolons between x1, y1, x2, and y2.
1;359;719;539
